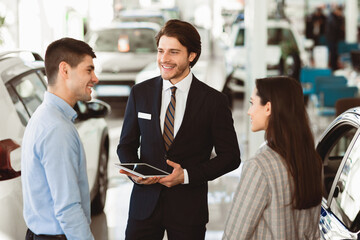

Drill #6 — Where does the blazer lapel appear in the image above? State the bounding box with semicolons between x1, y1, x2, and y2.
172;76;204;144
152;77;164;143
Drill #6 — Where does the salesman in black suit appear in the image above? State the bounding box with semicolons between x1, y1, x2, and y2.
117;19;241;240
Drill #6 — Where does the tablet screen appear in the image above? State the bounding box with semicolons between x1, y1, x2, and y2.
115;163;169;178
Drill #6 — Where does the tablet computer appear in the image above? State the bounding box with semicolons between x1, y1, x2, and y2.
115;163;170;178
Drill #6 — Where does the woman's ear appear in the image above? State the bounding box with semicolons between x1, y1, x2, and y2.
265;101;271;116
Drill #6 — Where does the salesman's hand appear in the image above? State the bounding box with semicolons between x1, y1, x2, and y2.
158;160;184;188
119;169;160;185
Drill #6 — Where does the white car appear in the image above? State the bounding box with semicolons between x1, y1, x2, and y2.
0;51;110;239
224;18;311;79
317;107;360;239
86;21;160;98
221;19;312;106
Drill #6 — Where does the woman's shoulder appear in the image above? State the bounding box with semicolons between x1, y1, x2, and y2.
253;144;280;161
247;145;286;174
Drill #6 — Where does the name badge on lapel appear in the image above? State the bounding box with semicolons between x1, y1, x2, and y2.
138;112;152;120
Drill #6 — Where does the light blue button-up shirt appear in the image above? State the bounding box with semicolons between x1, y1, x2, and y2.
21;92;93;239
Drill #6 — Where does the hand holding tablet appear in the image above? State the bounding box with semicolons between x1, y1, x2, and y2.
115;163;170;178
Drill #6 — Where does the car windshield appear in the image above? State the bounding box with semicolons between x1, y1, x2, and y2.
118;16;165;26
90;28;157;53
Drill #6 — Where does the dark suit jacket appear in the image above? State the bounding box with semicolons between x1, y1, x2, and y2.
117;75;240;226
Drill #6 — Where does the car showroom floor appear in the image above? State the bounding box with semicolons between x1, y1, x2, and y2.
89;43;328;240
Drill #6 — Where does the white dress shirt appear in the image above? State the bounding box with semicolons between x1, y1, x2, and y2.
160;70;192;183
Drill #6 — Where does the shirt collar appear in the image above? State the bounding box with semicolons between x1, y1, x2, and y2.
44;91;78;122
162;69;193;93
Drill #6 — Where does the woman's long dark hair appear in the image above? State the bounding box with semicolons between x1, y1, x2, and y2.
256;76;322;210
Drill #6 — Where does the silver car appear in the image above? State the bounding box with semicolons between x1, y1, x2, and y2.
114;9;167;27
86;21;160;98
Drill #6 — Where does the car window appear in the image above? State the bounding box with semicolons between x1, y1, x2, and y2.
317;124;357;198
6;85;29;126
330;131;360;233
6;71;47;125
235;28;245;46
267;28;297;48
91;28;157;53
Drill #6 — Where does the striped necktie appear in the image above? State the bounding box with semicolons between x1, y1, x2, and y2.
163;86;177;151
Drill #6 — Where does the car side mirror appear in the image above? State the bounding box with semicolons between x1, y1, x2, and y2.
75;99;111;121
0;139;21;181
333;185;340;198
333;180;345;198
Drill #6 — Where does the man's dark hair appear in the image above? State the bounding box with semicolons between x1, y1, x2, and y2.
155;19;201;68
44;37;96;85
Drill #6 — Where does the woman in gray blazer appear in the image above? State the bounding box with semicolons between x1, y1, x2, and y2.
223;76;322;240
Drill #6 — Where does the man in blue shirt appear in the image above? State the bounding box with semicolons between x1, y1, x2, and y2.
21;37;98;240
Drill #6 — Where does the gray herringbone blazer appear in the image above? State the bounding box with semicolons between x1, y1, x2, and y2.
223;144;320;240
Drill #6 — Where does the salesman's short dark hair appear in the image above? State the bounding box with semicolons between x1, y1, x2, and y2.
155;19;201;68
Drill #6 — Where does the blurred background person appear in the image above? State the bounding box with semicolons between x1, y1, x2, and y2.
311;6;327;46
325;4;345;71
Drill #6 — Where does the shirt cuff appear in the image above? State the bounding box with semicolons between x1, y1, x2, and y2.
183;169;189;184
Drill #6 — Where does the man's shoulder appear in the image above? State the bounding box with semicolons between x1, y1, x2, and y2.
134;76;161;89
192;76;224;97
29;103;74;132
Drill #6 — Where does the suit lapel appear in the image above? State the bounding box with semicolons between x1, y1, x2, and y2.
152;77;164;143
172;76;204;144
